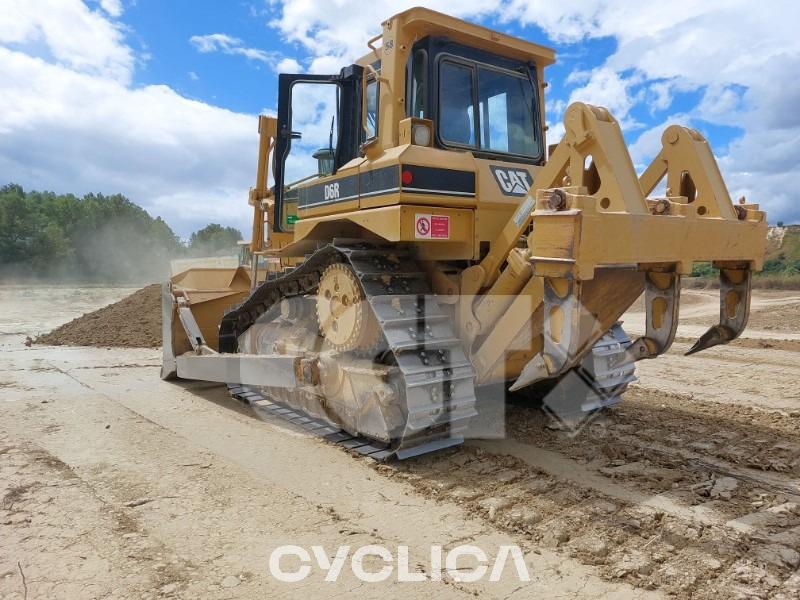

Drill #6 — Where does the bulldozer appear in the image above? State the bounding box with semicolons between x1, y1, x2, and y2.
161;7;767;459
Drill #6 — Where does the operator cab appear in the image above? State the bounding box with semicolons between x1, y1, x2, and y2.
271;7;552;236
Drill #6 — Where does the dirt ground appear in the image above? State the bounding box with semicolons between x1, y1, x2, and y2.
1;286;799;599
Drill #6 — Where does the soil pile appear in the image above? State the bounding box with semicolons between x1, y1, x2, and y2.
36;284;161;348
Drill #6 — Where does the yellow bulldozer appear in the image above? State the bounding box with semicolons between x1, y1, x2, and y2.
162;7;767;459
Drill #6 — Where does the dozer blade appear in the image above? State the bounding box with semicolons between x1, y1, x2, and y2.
686;267;751;355
627;271;680;361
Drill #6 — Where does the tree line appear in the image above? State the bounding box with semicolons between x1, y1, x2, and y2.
0;184;243;282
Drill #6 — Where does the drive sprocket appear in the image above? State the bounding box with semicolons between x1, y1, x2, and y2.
316;263;380;352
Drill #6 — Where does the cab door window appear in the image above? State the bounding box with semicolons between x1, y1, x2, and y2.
280;82;340;221
283;82;339;183
477;67;538;156
438;61;476;147
364;77;379;139
409;49;427;118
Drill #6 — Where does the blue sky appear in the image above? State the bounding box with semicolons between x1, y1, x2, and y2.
1;0;798;238
125;3;733;145
125;2;284;114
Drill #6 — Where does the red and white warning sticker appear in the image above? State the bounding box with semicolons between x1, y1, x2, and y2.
414;214;450;239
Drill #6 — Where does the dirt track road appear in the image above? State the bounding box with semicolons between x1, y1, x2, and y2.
1;287;799;599
626;289;800;412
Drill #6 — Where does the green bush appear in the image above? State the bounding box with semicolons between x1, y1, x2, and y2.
690;262;715;278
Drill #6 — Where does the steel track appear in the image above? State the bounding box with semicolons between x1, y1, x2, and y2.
219;240;478;460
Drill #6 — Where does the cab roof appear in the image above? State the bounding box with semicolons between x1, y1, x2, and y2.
357;7;555;68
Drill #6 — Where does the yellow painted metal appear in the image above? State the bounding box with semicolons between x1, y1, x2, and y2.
246;115;295;258
317;264;380;351
473;248;532;337
640;125;738;219
293;204;474;260
291;151;533;261
470;275;544;384
524;104;766;280
168;267;251;354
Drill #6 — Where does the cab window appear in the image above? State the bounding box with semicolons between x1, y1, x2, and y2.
478;67;537;156
439;61;475;146
410;49;427;118
281;81;340;221
365;78;378;139
437;57;540;158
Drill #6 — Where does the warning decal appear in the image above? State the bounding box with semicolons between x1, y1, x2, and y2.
415;214;450;239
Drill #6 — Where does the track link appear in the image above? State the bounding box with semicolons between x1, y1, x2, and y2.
219;241;478;460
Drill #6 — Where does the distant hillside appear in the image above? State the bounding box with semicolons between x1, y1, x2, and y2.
764;225;800;274
689;225;800;288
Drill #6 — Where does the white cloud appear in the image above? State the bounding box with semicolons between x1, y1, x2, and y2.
564;69;590;86
275;57;302;73
695;85;744;124
642;78;700;116
99;0;123;18
0;2;258;236
189;33;273;63
566;67;642;125
189;32;305;76
307;54;344;75
0;0;133;83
